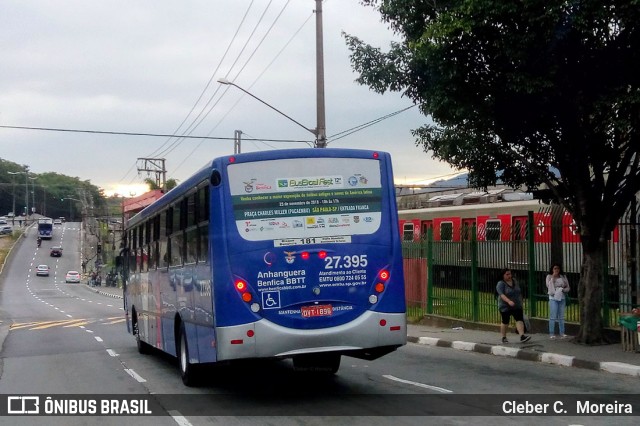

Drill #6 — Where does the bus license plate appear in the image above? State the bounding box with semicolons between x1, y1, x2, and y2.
301;305;333;318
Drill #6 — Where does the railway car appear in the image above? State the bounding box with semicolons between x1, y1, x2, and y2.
397;193;620;276
397;189;639;315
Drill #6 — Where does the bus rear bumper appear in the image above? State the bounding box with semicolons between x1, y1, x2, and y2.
216;311;406;361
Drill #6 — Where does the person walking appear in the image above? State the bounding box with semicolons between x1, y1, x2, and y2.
546;264;570;339
497;268;531;344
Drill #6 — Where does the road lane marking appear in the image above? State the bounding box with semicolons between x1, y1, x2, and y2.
64;321;90;327
383;375;453;393
168;411;194;426
95;336;103;342
124;369;147;383
106;349;119;357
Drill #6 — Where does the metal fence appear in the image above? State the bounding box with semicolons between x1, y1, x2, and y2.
403;215;639;328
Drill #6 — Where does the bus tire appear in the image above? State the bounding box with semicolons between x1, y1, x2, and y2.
133;313;150;355
293;353;341;375
178;323;198;386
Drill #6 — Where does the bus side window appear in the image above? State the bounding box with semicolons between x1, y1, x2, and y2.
185;227;198;264
159;239;168;269
198;225;209;263
169;233;184;267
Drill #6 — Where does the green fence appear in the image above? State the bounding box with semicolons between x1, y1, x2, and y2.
403;217;639;328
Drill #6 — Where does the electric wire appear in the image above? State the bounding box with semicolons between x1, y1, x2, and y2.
154;0;279;159
145;0;256;159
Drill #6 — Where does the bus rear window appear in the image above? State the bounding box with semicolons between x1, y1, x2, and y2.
227;157;383;243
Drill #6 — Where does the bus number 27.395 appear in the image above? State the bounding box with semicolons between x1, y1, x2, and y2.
324;255;368;269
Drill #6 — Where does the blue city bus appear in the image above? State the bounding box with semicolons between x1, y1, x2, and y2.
37;218;53;240
120;148;406;385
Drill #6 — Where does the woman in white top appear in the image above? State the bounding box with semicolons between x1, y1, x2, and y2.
546;264;570;339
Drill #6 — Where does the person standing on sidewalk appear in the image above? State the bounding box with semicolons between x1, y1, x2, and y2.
497;268;531;344
546;264;570;339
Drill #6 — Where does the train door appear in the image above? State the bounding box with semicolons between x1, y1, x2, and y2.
420;220;433;240
460;218;476;261
511;216;528;265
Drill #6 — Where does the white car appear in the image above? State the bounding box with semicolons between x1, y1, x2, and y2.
65;271;81;283
36;265;50;277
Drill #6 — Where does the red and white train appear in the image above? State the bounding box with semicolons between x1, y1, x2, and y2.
397;191;623;276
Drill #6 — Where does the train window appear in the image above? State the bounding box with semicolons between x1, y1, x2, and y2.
511;217;528;241
486;220;501;241
440;222;453;241
403;223;414;241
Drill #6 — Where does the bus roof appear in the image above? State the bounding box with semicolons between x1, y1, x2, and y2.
128;148;390;228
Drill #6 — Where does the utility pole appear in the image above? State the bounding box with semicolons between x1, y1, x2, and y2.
234;130;242;154
136;158;167;192
315;0;327;148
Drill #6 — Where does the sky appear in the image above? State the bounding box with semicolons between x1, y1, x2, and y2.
0;0;458;197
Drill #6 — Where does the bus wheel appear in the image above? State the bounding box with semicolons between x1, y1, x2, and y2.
133;316;150;354
293;353;341;375
178;324;198;386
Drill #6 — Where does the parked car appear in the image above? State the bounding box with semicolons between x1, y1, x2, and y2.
36;265;50;276
50;246;63;257
0;226;12;235
65;271;81;283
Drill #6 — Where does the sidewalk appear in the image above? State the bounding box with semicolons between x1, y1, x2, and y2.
408;318;640;378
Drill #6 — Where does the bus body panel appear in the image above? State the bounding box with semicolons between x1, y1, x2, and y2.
124;148;406;371
216;312;406;361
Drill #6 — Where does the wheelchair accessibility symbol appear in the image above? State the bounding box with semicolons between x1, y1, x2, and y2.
262;291;281;309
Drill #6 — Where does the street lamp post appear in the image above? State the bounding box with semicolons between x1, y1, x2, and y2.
8;168;32;225
217;78;324;148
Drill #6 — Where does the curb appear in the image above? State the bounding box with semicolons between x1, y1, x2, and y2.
407;336;640;378
85;285;123;299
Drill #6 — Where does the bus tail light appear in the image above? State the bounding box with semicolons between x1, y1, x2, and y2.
378;269;390;281
301;251;310;260
235;279;247;292
375;282;385;293
234;277;254;304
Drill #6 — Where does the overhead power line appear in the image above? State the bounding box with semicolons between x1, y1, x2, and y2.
0;125;313;143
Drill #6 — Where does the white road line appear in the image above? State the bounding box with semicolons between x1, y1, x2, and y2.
106;349;119;357
167;411;194;426
124;369;147;383
94;336;103;342
383;375;453;393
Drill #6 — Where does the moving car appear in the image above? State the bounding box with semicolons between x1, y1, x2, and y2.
36;265;50;276
50;246;63;257
53;218;62;225
65;271;81;283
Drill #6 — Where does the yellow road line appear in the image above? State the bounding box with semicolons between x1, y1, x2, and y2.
31;319;89;330
10;320;65;330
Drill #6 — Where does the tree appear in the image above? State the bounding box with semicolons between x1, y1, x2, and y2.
345;0;640;344
143;177;178;192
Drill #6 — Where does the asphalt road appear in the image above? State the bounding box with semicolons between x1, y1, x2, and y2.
0;224;637;425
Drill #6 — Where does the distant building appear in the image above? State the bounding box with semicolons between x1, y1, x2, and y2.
122;190;164;226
